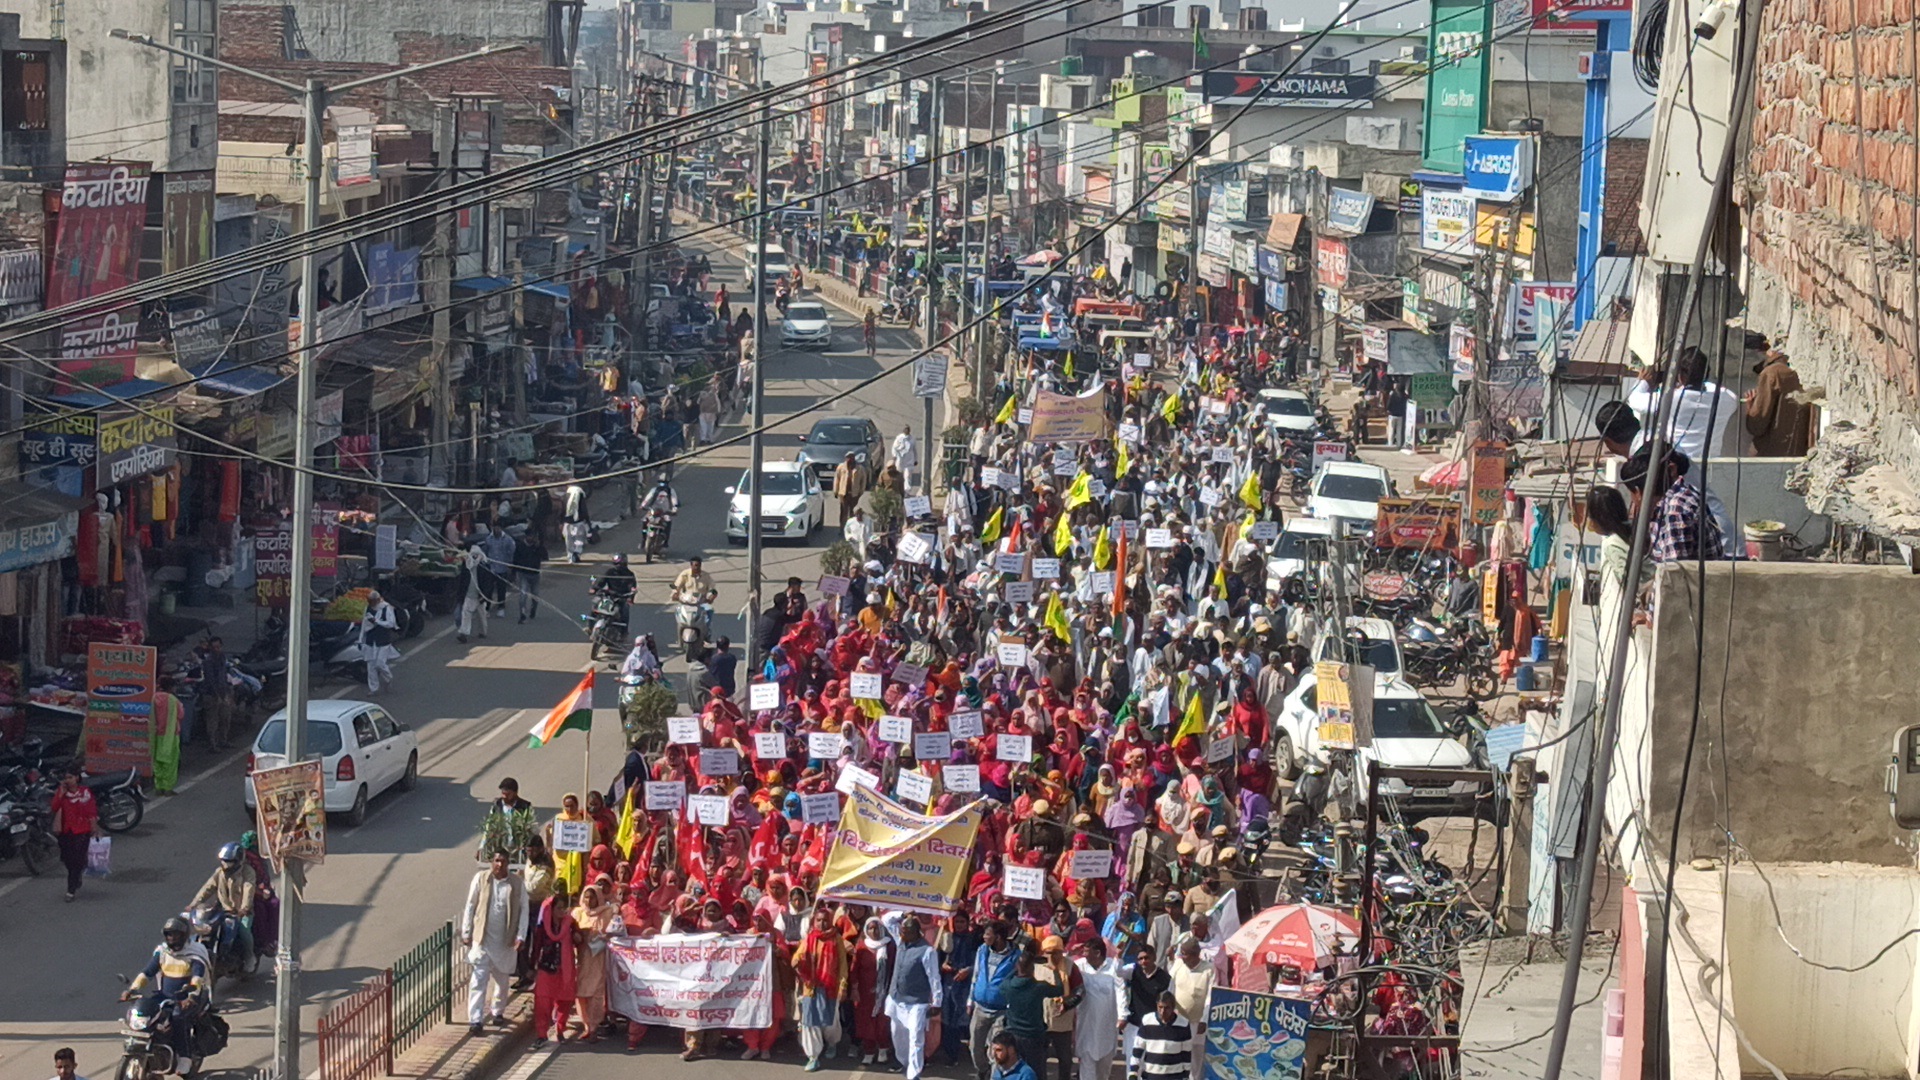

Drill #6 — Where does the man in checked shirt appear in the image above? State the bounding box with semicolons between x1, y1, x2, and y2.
1623;444;1725;563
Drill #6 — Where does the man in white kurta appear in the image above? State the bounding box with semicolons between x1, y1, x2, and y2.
460;851;529;1032
1074;939;1123;1080
883;913;943;1080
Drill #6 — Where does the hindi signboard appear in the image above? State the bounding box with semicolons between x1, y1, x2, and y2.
817;785;984;913
83;643;157;776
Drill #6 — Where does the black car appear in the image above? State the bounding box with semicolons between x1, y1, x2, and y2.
795;416;883;484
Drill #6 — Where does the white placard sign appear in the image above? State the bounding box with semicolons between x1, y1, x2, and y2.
1070;848;1113;879
687;794;731;826
1132;352;1153;369
1208;398;1230;417
800;792;841;824
1031;558;1061;580
1249;520;1280;541
943;763;981;792
1313;440;1348;470
1206;736;1236;763
994;468;1019;491
1118;421;1142;444
897;531;933;564
1144;527;1174;549
700;747;740;775
913;731;952;760
1211;446;1236;464
749;682;782;711
553;819;593;853
982;466;1006;489
818;574;852;597
904;495;933;519
1090;570;1115;596
891;662;928;686
1089;478;1108;498
1053;458;1078;478
1199;487;1222;508
896;770;934;805
754;732;787;759
997;733;1034;762
808;731;846;759
995;552;1027;575
1003;865;1047;901
850;672;884;699
835;764;881;794
1017;407;1034;425
948;710;984;739
668;716;702;745
997;642;1030;668
643;781;685;812
1003;581;1035;605
879;715;913;743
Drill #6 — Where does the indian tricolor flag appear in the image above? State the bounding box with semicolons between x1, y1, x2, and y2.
527;671;594;748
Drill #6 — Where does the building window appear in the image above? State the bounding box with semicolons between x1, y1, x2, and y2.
1188;5;1210;28
3;51;49;131
1238;7;1268;29
170;0;216;103
1136;3;1175;26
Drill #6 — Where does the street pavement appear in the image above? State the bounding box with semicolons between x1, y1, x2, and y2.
490;1029;983;1080
0;238;923;1080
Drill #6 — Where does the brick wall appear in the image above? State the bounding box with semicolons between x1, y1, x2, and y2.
1743;0;1920;513
1603;137;1647;255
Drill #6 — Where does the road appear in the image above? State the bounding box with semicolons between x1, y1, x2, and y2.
489;1029;985;1080
0;237;923;1080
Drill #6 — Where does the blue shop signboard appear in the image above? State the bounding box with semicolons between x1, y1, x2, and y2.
1460;135;1535;202
1203;988;1311;1080
0;511;79;574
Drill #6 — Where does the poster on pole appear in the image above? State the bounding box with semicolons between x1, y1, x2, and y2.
251;760;327;867
1201;988;1310;1080
850;673;884;700
948;710;984;739
895;769;934;806
668;717;702;745
606;934;773;1030
644;781;686;812
754;732;787;759
809;731;847;759
748;682;782;712
1069;848;1113;879
943;763;980;792
997;734;1033;762
688;793;732;826
553;819;593;853
878;715;913;743
913;731;952;761
800;792;841;823
699;748;741;776
1003;865;1046;900
1027;386;1110;442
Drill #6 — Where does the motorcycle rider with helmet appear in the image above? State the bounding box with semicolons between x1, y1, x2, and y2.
122;917;210;1063
643;477;680;551
190;843;257;974
590;553;638;644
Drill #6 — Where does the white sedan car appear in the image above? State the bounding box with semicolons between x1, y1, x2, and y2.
725;460;827;543
781;301;834;349
1274;670;1487;821
245;699;419;827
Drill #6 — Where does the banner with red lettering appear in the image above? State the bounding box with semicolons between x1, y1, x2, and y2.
49;162;152;386
605;933;772;1030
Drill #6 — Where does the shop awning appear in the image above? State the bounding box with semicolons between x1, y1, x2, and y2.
190;360;286;397
44;378;176;410
0;482;85;573
1266;213;1305;249
453;276;512;293
524;280;570;301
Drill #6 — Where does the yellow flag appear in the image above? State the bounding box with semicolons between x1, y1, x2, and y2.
1064;352;1075;379
1064;471;1093;510
1053;511;1074;558
1162;392;1181;424
995;395;1017;425
980;505;1004;544
1093;526;1113;570
1176;684;1209;742
1044;589;1072;643
1115;441;1132;478
1239;468;1263;511
614;786;640;861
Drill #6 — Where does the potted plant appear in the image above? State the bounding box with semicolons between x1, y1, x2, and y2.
620;682;681;752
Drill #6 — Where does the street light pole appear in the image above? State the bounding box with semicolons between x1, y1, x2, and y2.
107;34;516;1080
747;54;771;674
921;77;942;495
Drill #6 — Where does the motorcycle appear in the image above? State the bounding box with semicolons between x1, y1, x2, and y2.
0;790;57;875
674;592;713;661
582;584;631;662
91;768;146;834
642;510;673;563
117;988;227;1080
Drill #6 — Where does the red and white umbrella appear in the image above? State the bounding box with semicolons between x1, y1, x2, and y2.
1224;903;1361;971
1018;249;1064;266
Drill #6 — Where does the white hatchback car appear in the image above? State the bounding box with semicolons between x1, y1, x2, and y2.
245;699;419;826
725;460;827;542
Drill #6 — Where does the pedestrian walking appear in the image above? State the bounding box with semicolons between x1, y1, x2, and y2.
529;888;577;1049
562;484;590;564
150;684;183;795
968;919;1020;1080
1120;949;1169;1077
891;425;920;493
834;452;868;524
198;636;234;750
50;1047;84;1080
1073;940;1122;1080
885;914;942;1080
1002;952;1066;1075
990;1031;1039;1080
361;590;400;694
1167;937;1214;1075
1133;994;1194;1080
572;883;618;1041
513;531;548;623
458;545;490;643
851;917;892;1066
795;906;848;1071
698;380;721;445
480;525;516;616
461;851;529;1036
49;767;98;902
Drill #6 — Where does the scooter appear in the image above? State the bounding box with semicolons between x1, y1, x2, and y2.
187;905;258;991
674;592;713;661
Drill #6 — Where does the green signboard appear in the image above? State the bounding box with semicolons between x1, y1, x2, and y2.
1422;0;1492;172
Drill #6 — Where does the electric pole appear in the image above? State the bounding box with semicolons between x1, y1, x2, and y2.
747;55;771;672
921;76;942;493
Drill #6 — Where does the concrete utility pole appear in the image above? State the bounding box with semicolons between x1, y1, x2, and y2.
108;34;511;1080
747;55;771;672
429;107;455;485
921;76;942;493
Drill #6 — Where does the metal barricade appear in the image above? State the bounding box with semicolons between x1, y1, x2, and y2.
316;970;392;1080
391;922;454;1057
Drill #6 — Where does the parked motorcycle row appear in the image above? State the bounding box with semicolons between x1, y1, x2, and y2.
0;738;145;878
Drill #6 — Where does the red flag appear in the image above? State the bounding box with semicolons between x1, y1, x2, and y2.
749;813;781;867
1111;525;1129;624
1004;514;1024;554
799;823;828;879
